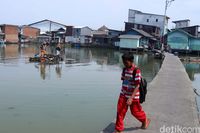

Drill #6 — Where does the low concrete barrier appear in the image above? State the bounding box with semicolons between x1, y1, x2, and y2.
102;53;199;133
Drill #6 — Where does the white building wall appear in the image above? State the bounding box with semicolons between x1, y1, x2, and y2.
128;10;138;23
80;36;92;44
65;36;73;43
80;27;93;44
80;36;85;44
80;27;92;36
128;9;168;35
175;21;190;28
65;36;80;43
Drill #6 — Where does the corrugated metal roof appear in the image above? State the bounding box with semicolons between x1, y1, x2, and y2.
92;30;108;35
119;35;141;39
98;25;109;31
168;29;196;38
131;28;154;38
172;19;190;23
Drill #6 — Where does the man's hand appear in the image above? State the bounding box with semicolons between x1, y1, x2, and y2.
122;76;130;80
127;98;133;105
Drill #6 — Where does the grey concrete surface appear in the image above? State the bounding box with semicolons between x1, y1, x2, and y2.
102;53;199;133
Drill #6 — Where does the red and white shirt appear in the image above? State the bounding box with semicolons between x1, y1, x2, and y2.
121;64;141;99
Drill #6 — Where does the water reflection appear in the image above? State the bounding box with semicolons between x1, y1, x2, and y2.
34;63;47;80
184;63;200;81
55;64;62;78
40;63;46;80
0;44;162;133
183;62;200;113
0;44;58;60
64;48;161;82
0;44;37;64
33;63;63;80
0;44;161;82
0;45;5;62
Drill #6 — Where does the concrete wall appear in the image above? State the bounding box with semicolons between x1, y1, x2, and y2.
22;26;40;39
174;21;190;28
3;25;19;43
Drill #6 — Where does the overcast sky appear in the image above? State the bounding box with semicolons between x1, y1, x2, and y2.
0;0;199;30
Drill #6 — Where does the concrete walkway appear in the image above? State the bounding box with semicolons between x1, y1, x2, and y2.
102;53;199;133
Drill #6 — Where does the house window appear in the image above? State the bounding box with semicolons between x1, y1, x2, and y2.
156;19;158;22
147;19;149;22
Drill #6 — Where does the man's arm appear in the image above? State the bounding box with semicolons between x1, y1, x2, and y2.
127;68;141;105
127;84;140;105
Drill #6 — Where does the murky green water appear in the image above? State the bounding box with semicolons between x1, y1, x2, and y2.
183;62;200;113
0;44;161;133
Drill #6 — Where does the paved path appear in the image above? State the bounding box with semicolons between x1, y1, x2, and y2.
102;53;199;133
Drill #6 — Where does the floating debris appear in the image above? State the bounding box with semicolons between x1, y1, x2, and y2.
7;107;15;110
29;54;63;64
65;58;76;64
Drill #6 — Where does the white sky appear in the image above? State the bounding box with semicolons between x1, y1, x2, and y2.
0;0;199;30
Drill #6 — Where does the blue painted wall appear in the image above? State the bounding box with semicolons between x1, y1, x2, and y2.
123;30;149;46
167;30;200;51
120;38;139;48
190;38;200;51
167;31;189;50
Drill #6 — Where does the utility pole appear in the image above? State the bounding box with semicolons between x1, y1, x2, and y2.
161;0;175;52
